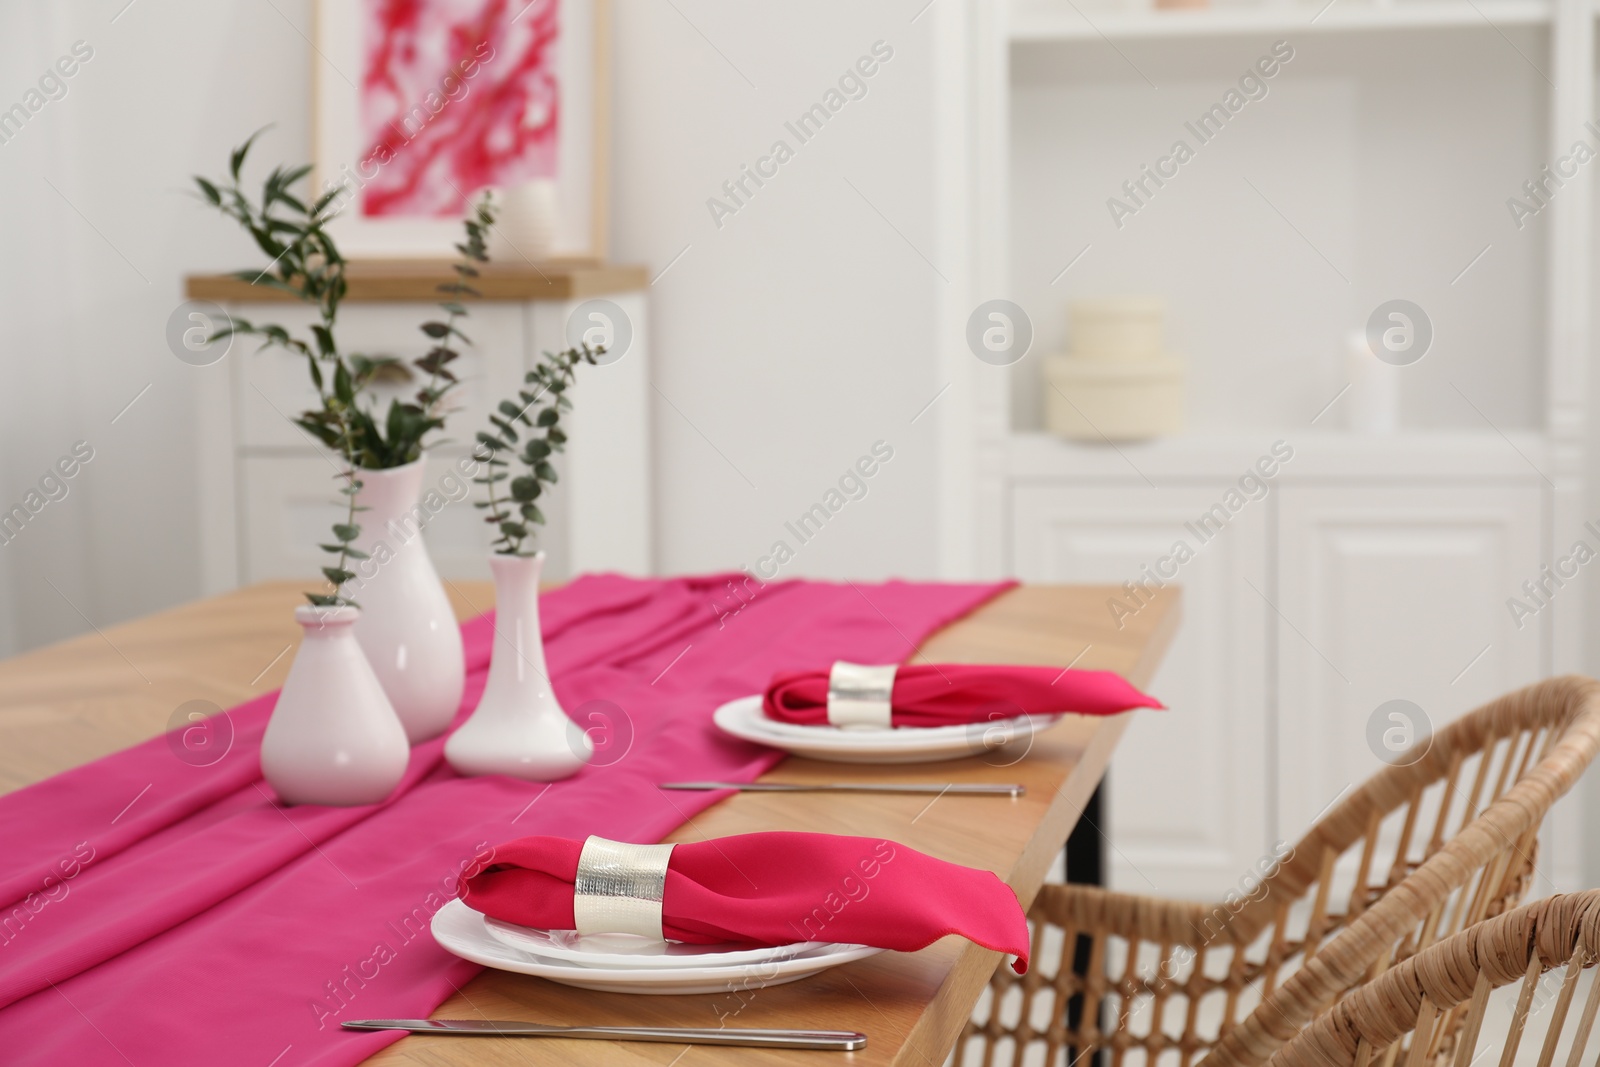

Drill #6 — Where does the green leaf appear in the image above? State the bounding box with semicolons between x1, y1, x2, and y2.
510;475;539;502
322;567;356;585
499;521;528;540
311;324;335;358
231;126;270;180
520;504;546;525
536;408;559;427
332;523;360;541
488;415;518;443
535;462;558;483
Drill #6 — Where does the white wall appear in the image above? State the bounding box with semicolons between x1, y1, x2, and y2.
611;0;947;583
0;0;951;654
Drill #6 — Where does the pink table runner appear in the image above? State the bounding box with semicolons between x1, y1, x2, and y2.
0;574;1009;1066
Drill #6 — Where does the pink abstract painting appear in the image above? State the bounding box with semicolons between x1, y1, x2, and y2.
359;0;560;218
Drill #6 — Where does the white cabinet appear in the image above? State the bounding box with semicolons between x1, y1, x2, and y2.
1003;441;1558;900
1012;483;1269;899
1274;484;1543;837
192;269;653;591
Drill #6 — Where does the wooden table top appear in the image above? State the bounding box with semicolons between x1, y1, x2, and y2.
0;579;1180;1066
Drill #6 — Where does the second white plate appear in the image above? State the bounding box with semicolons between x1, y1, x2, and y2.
712;695;1063;764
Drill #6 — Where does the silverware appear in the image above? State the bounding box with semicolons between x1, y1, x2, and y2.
342;1019;867;1050
661;781;1025;797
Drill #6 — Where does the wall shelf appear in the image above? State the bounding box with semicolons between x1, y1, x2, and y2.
1009;0;1553;40
1005;430;1551;482
185;259;648;304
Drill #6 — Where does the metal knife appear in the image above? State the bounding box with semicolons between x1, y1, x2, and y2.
661;781;1024;797
342;1019;867;1050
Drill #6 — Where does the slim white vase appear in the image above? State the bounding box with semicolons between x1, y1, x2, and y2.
350;459;466;743
445;552;593;781
260;606;411;806
488;180;557;265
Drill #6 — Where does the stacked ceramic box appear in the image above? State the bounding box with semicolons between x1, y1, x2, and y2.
1044;298;1184;441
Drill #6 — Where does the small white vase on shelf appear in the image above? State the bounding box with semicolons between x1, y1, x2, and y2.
445;551;592;781
260;605;410;806
489;180;557;265
350;459;465;743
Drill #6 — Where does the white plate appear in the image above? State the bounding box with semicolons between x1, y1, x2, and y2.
484;918;825;969
712;695;1063;764
433;899;882;995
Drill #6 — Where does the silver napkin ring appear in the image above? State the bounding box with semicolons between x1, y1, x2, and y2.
572;836;676;940
827;661;897;729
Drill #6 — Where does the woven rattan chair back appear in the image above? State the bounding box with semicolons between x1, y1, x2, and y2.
1268;890;1600;1067
959;676;1600;1067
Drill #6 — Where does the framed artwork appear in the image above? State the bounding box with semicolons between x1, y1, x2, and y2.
312;0;609;259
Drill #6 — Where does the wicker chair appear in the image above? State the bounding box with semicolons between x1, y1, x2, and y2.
1267;890;1600;1067
960;676;1600;1067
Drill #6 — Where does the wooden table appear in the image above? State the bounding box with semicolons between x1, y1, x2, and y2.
0;580;1180;1066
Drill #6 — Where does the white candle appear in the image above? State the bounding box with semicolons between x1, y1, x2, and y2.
1345;330;1399;435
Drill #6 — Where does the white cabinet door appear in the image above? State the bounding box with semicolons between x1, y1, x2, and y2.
527;293;653;576
1275;484;1547;869
1012;483;1270;900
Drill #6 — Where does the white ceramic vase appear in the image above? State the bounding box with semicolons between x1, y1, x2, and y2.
488;180;557;265
260;605;411;806
350;459;466;743
445;551;593;781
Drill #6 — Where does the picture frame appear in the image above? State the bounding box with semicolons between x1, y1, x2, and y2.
311;0;610;260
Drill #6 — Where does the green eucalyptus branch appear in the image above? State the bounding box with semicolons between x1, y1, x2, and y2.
193;131;497;603
473;344;603;556
194;128;366;606
417;194;496;422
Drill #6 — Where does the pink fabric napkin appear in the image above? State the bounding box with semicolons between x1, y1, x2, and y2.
0;574;1012;1066
763;662;1162;727
463;831;1031;972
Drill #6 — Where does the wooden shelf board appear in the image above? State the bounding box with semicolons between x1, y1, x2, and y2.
1009;0;1552;40
185;259;649;304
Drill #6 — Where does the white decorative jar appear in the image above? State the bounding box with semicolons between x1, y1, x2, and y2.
260;605;411;806
1067;297;1166;360
1045;297;1185;442
445;551;593;781
350;459;466;743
